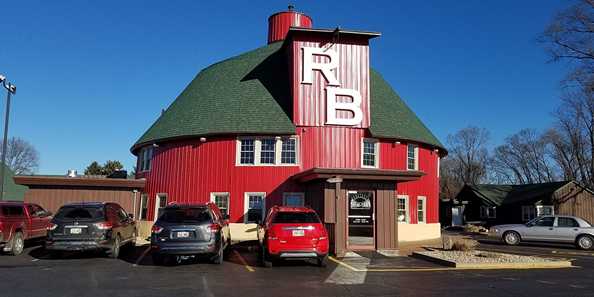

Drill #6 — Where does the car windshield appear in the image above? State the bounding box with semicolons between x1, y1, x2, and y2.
159;207;211;224
55;206;104;221
272;211;321;223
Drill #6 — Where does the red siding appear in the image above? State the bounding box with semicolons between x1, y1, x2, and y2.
291;37;370;128
298;126;365;169
268;11;313;44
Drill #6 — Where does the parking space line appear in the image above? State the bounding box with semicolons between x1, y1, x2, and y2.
552;250;594;257
133;246;152;266
233;250;255;272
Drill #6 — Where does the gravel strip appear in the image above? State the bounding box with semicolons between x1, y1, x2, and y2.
416;250;559;264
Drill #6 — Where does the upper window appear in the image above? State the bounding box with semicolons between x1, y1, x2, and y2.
537;205;554;217
240;139;256;164
407;144;418;170
283;192;305;207
237;137;298;166
281;138;297;164
138;146;154;172
260;139;276;164
245;192;265;223
397;195;409;223
361;139;379;168
211;192;230;217
417;196;426;223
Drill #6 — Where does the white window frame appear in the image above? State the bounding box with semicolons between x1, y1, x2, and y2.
417;196;427;224
361;138;379;168
437;157;440;178
407;144;419;171
480;206;496;219
210;192;230;217
396;195;410;223
244;192;266;224
521;205;536;222
138;146;154;172
154;193;168;222
139;194;148;220
236;136;299;166
536;205;554;217
282;192;305;207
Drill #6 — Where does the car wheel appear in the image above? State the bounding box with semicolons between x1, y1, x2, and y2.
109;235;121;259
503;231;521;246
9;232;25;256
316;255;328;268
152;253;164;266
212;245;224;264
576;235;594;250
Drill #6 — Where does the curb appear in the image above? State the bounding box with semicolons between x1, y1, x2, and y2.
412;251;574;269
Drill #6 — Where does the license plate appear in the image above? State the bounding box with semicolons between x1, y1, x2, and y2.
177;231;190;238
292;230;305;237
70;228;82;234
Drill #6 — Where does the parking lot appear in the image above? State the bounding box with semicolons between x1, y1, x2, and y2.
1;240;594;297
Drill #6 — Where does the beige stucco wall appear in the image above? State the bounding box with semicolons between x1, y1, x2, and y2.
397;223;441;242
229;223;259;243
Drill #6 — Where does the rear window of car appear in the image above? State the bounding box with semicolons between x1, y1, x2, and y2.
159;208;212;224
272;211;321;224
1;206;24;217
55;206;104;221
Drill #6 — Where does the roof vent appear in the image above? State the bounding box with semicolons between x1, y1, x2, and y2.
267;5;313;44
66;169;77;178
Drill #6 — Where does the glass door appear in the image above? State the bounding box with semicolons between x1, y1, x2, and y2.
347;191;375;249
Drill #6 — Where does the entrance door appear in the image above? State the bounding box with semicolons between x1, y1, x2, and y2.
154;193;168;221
347;191;375;249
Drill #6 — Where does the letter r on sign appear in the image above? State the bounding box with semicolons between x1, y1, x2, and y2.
302;47;340;86
326;87;363;126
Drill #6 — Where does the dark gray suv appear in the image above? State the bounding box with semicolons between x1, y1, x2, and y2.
150;202;231;265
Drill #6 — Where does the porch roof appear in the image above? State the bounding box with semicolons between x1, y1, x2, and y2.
292;168;424;183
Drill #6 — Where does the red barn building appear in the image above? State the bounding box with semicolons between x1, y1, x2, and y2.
132;7;445;255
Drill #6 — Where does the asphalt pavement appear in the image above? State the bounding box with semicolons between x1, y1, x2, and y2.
0;241;593;297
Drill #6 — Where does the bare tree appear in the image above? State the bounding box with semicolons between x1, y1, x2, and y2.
0;137;40;174
490;129;558;184
444;126;490;187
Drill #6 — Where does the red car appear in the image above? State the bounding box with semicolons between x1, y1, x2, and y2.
0;201;52;255
257;206;329;267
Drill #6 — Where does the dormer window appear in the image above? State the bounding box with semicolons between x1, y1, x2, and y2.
237;137;299;166
407;144;418;170
138;146;154;172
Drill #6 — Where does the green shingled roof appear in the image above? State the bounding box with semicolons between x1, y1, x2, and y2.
132;42;444;152
456;182;572;207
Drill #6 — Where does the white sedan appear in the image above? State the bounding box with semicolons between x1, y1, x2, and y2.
488;215;594;250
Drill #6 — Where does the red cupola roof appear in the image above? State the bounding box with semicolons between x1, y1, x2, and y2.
267;5;313;44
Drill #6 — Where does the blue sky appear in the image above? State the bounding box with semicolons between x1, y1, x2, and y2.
0;0;569;174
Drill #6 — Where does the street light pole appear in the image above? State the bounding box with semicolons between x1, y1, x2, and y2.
0;75;16;201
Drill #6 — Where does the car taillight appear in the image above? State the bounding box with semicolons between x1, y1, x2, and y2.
95;222;113;230
47;223;58;231
151;225;164;234
208;224;221;233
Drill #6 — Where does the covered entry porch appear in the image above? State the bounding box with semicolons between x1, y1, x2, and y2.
292;168;424;257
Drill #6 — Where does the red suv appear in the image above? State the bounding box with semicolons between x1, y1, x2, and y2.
257;206;329;267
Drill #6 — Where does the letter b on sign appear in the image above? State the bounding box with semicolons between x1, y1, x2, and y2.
326;87;363;126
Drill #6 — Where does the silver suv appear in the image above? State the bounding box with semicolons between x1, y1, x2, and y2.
489;215;594;250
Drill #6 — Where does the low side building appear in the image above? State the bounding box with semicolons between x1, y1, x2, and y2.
455;181;594;226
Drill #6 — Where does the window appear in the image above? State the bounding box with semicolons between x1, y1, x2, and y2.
26;204;45;217
160;207;211;224
237;137;299;166
407;144;418;170
417;196;426;223
272;212;321;223
281;138;297;164
244;192;265;223
1;206;24;217
55;206;104;220
533;216;555;227
260;139;276;164
361;139;379;168
522;206;536;222
558;217;579;228
480;206;496;219
537;205;554;217
155;193;168;221
397;195;409;223
283;192;305;207
210;192;230;217
139;194;148;220
239;139;255;164
138;146;154;172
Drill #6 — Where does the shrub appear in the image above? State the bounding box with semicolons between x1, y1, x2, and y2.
451;238;479;251
463;224;487;234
